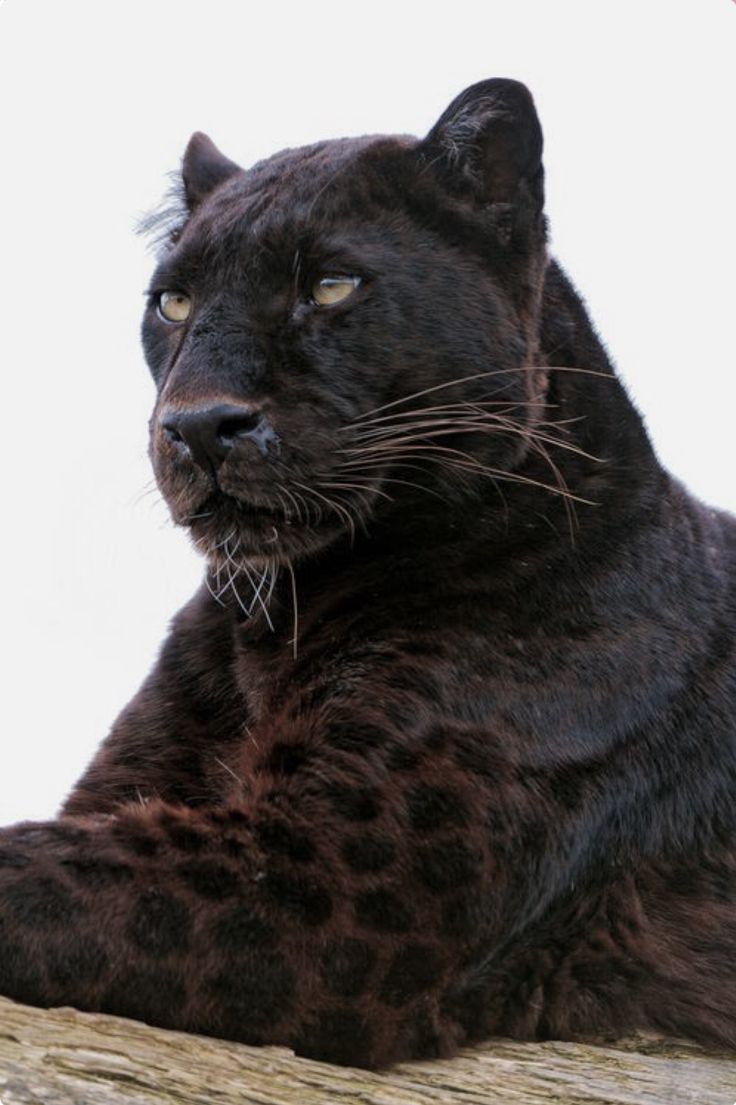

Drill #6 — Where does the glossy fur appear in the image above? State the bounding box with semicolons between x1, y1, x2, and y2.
1;80;734;1067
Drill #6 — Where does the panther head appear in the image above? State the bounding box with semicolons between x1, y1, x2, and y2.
142;79;547;570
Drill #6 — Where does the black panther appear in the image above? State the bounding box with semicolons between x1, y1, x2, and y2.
0;79;733;1068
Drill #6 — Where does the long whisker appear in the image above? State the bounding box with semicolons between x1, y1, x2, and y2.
286;559;299;660
292;481;358;544
132;479;166;508
337;393;603;529
352;365;611;422
340;398;543;432
316;480;394;503
292;486;317;525
277;483;304;524
337;446;596;505
206;530;279;630
224;565;251;620
332;466;454;505
246;560;274;616
244;563;276;630
204;572;227;607
272;491;292;525
522;433;579;541
265;559;279;606
340;419;592;459
315;483;377;539
343;418;599;463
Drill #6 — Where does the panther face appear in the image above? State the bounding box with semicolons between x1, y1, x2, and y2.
142;82;547;569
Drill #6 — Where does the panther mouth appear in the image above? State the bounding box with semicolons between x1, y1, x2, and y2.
185;488;341;566
189;491;296;530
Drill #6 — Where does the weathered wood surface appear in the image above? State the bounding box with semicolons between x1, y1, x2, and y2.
0;998;734;1105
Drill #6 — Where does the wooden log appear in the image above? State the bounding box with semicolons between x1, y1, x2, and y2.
0;997;734;1105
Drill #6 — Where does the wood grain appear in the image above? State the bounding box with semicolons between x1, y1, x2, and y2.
1;998;734;1105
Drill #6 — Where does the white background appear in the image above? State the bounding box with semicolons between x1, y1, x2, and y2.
0;0;734;824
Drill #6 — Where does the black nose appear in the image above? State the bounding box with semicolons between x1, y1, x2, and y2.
160;402;275;471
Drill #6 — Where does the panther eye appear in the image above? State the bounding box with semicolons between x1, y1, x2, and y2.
157;290;192;323
311;275;361;307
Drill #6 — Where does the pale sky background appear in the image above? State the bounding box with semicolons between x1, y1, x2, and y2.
0;0;734;824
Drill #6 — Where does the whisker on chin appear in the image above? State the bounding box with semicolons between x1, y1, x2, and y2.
238;559;276;630
203;528;280;632
203;573;227;608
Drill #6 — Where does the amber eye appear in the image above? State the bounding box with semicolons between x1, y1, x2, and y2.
311;275;361;307
157;290;192;323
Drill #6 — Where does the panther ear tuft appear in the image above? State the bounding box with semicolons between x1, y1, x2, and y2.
182;132;243;210
422;79;544;209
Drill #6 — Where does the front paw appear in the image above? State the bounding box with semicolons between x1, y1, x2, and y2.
0;822;89;1006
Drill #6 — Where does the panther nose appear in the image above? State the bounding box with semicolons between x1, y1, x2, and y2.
160;402;276;471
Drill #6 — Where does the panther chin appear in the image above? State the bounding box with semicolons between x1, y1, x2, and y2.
186;490;347;569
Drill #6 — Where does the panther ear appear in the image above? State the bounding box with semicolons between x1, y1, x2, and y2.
421;79;544;210
182;132;243;210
